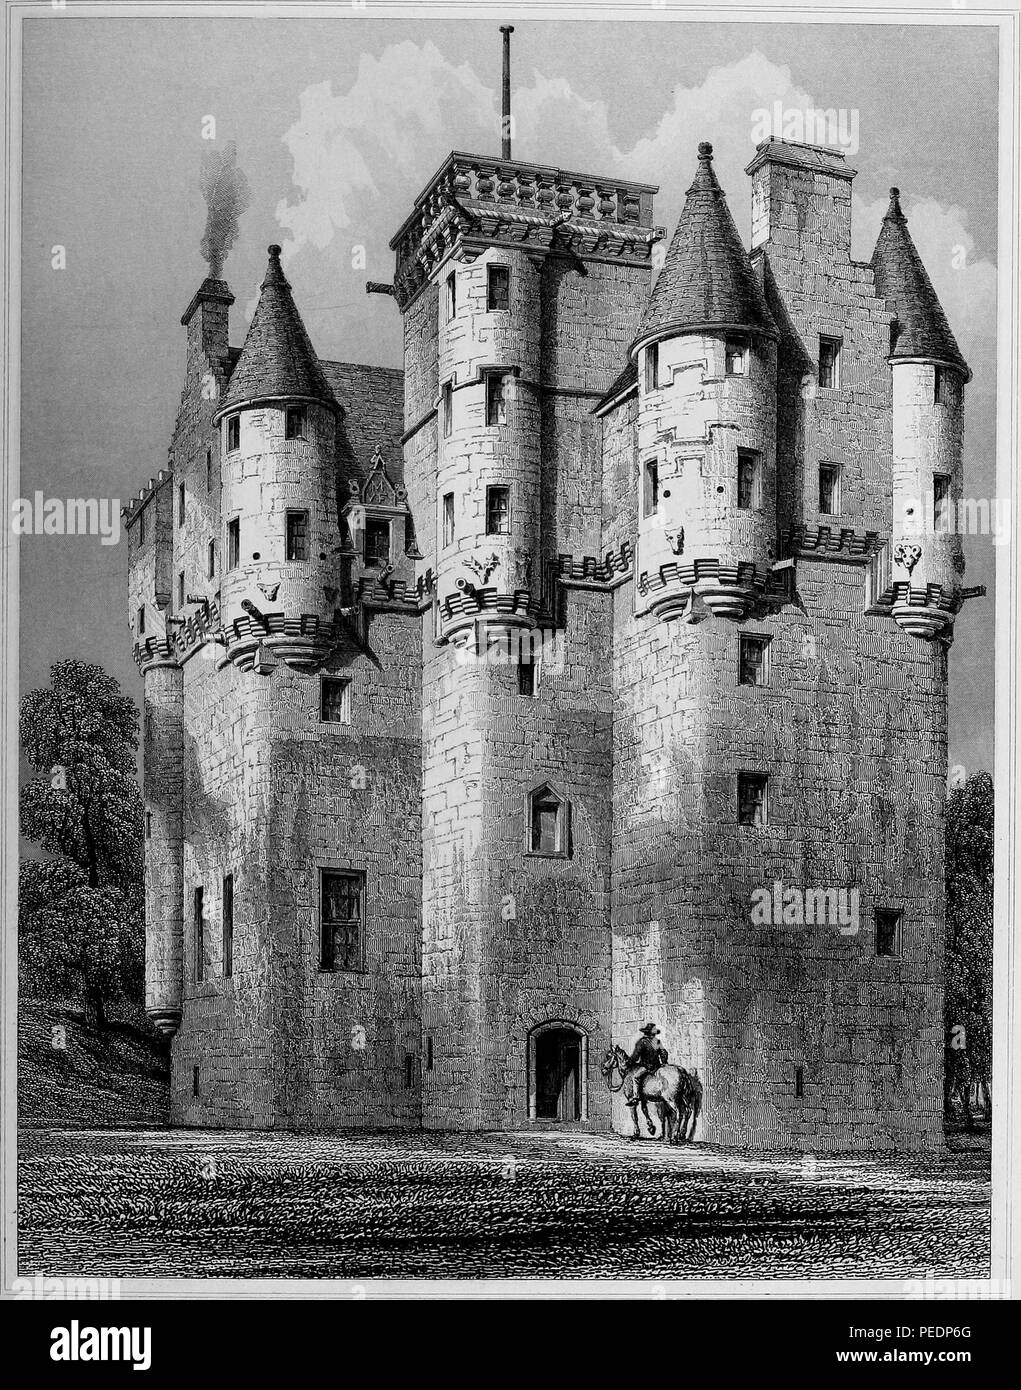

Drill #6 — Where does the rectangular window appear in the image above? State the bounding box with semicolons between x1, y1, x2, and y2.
285;406;305;440
819;462;841;515
446;272;457;321
818;336;841;389
178;482;186;526
222;873;233;980
725;339;747;376
206;448;212;492
442;492;455;548
795;1066;804;1098
486;373;508;427
404;1054;415;1089
643;458;659;517
364;517;391;567
194;886;205;983
934;367;947;405
320;870;364;972
739;634;770;687
528;788;568;856
320;676;351;724
227;517;240;571
137;605;145;636
193;1066;200;1098
518;652;536;697
226;414;240;452
441;380;452;438
876;908;903;958
737;772;768;826
737;449;761;510
145;811;152;839
207;540;215;580
487;264;510;311
178;571;185;611
426;1036;434;1071
286;509;309;561
486;485;510;535
137;505;146;546
645;342;659;392
933;474;951;531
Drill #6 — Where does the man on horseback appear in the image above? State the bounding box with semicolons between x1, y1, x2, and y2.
623;1023;668;1113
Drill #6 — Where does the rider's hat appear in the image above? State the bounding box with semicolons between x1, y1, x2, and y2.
640;1023;660;1036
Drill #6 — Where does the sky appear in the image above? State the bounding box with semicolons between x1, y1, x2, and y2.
16;10;1000;777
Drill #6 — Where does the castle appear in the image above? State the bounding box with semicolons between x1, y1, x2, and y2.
126;124;980;1148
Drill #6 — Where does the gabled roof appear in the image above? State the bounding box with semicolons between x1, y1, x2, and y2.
214;244;339;420
870;188;970;380
630;142;777;359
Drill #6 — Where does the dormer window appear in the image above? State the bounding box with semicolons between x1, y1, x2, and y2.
285;406;306;440
226;414;240;452
725;339;747;376
364;517;391;567
487;264;510;312
527;784;570;857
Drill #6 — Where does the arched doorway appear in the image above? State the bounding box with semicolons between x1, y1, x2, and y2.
528;1022;587;1122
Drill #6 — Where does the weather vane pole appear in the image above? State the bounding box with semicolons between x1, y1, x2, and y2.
500;25;514;159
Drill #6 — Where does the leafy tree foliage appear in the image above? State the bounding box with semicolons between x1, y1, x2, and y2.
945;771;993;1119
19;661;144;1025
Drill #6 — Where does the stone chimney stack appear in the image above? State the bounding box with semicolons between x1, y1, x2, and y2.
745;139;855;270
181;275;234;379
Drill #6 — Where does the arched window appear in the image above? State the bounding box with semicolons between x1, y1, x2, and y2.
526;783;570;857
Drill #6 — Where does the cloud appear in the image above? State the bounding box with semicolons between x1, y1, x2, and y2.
266;40;995;390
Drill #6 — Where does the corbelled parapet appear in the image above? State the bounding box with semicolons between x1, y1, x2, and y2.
388;151;660;309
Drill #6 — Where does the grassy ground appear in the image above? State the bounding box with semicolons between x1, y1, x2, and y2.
18;1126;990;1281
18;998;170;1129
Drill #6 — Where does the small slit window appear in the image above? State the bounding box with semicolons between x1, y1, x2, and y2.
207;540;215;580
227;518;240;571
876;908;903;959
933;474;951;531
442;492;455;548
643;459;659;517
737;449;761;510
442;380;453;438
446;272;457;321
226;414;240;452
645;342;659;392
137;605;146;636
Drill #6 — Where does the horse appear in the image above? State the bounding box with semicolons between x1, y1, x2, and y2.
600;1044;702;1145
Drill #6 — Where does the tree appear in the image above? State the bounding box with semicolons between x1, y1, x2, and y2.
944;771;993;1123
19;660;144;1028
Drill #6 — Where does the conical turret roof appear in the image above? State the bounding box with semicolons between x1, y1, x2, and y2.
631;142;777;358
870;189;969;380
214;244;338;419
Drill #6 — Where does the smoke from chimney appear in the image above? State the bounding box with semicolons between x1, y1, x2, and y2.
199;141;251;280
